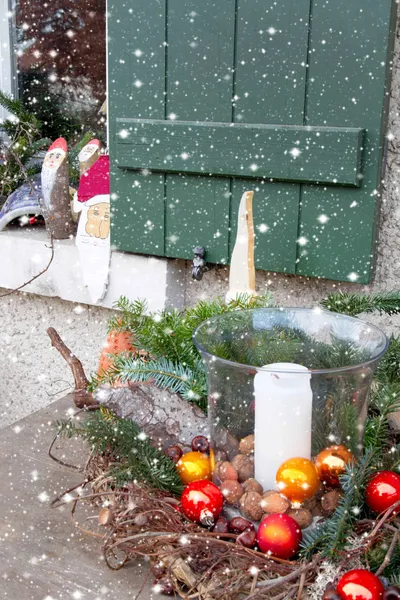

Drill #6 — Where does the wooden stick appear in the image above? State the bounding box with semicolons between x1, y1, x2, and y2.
46;327;98;408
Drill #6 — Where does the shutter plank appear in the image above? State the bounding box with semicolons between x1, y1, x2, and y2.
116;120;364;186
231;0;312;273
234;0;312;125
109;0;166;255
165;176;230;262
296;0;397;283
164;0;236;262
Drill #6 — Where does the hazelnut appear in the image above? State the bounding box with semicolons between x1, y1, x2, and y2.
236;529;257;548
218;461;239;481
98;507;113;526
231;454;254;482
239;491;263;521
212;516;229;535
221;480;244;505
228;516;254;534
260;491;291;515
242;478;263;495
239;434;255;455
286;508;313;529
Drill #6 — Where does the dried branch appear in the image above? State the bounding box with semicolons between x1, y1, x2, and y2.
46;327;98;408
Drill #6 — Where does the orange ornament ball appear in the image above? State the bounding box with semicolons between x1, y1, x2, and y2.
177;451;212;484
276;457;320;505
315;445;355;488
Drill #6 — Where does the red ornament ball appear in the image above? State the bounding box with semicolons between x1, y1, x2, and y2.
337;569;384;600
181;480;223;526
256;514;302;559
365;471;400;514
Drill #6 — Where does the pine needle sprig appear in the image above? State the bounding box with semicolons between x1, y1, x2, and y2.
301;450;377;559
375;335;400;385
55;407;184;495
96;355;208;408
93;293;275;409
321;291;400;317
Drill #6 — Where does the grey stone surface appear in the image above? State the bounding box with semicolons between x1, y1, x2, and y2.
0;394;155;600
0;292;113;429
96;383;208;447
1;14;400;427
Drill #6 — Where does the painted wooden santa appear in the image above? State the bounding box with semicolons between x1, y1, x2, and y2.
75;154;110;303
40;138;75;239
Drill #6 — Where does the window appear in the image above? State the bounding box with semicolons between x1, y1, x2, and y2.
14;0;106;139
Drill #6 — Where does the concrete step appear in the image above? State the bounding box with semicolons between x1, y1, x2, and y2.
0;395;156;599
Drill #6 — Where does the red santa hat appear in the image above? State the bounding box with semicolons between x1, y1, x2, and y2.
47;137;67;153
77;155;110;203
87;138;100;148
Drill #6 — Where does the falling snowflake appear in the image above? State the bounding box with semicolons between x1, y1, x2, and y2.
290;147;301;158
348;272;359;282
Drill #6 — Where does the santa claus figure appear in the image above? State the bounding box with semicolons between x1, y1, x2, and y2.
76;155;110;303
41;138;75;239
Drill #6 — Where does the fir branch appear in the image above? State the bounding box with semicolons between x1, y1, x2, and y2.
375;335;400;385
55;407;184;495
98;355;207;407
301;450;377;559
321;291;400;317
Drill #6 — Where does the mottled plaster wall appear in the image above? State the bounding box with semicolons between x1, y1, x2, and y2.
1;15;400;428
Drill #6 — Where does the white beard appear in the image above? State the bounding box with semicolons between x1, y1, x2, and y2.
41;165;59;211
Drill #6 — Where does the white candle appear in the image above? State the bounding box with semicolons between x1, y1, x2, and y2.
254;363;312;491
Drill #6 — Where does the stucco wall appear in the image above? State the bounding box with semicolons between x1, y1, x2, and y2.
1;15;400;428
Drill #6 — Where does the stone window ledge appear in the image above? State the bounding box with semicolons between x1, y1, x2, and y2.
0;228;185;310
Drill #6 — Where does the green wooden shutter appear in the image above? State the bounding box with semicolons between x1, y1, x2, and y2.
108;0;397;283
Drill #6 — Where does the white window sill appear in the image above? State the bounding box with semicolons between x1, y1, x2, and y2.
0;228;185;310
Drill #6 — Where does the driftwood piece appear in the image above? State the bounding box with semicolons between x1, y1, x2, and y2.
46;327;208;447
46;327;97;408
226;190;256;302
94;383;208;449
40;138;75;239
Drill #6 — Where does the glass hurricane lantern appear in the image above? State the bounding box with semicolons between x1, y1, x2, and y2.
193;308;388;491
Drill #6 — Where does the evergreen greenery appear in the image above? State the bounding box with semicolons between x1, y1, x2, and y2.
86;290;400;571
321;290;400;317
55;406;184;495
0;90;99;201
301;450;377;560
92;293;275;410
0;91;51;198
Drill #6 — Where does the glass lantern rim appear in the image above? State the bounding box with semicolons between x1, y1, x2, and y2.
193;307;389;375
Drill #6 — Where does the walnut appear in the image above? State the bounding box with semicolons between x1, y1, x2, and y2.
260;491;291;515
286;508;313;529
218;461;239;481
221;480;244;505
239;434;255;456
321;490;342;517
231;454;254;482
242;478;263;495
239;491;263;521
